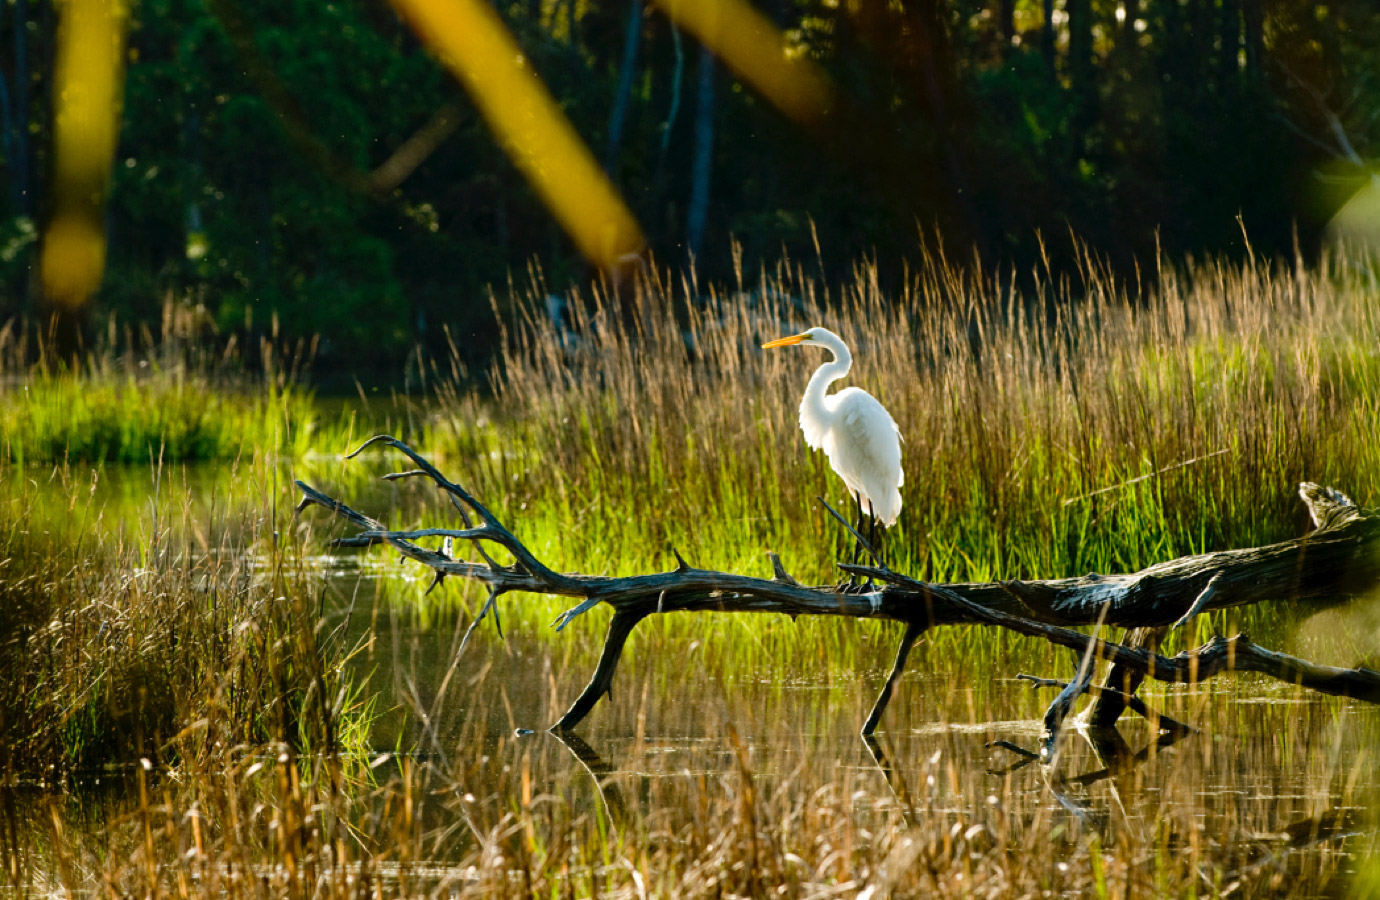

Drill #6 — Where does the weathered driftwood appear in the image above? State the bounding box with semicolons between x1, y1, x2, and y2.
295;436;1380;741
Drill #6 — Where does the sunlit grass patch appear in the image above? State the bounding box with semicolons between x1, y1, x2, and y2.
0;321;365;465
0;374;334;464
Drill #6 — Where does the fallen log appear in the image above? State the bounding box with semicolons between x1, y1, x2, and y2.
295;436;1380;739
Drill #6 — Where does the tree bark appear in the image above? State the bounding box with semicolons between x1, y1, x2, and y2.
910;0;988;261
1067;0;1093;95
10;0;30;217
997;0;1016;55
1242;0;1264;82
1218;0;1241;85
1087;625;1164;727
1122;0;1139;49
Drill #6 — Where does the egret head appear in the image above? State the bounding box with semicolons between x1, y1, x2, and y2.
761;326;840;351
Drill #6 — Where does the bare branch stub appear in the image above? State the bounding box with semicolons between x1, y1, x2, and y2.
297;439;1380;734
1041;647;1101;762
1017;673;1192;735
1087;625;1167;728
554;608;651;731
769;552;799;586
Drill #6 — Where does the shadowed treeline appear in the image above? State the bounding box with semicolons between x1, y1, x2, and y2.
1;0;1377;366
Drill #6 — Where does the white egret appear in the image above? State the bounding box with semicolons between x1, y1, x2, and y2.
762;327;903;556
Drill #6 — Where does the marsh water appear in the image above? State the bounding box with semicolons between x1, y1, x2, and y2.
344;588;1380;855
8;461;1380;894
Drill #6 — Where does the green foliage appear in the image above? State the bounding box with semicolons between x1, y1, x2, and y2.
100;0;427;359
6;0;1380;366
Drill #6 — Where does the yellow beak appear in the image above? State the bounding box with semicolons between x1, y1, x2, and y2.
761;333;808;349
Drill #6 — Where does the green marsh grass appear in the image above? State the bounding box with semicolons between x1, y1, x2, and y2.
0;317;364;465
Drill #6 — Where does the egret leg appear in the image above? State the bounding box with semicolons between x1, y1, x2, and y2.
866;500;879;585
846;493;864;589
869;504;884;571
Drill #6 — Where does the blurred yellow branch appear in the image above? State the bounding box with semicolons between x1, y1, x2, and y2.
654;0;834;124
388;0;644;273
40;0;129;310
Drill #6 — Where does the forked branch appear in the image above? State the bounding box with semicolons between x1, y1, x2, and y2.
296;437;1380;735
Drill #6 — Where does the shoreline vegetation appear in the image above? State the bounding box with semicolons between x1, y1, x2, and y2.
0;318;356;465
2;246;1378;896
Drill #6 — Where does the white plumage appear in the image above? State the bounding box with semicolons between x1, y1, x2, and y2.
762;326;903;527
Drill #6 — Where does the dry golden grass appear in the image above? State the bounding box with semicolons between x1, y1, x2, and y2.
0;456;356;777
8;653;1377;899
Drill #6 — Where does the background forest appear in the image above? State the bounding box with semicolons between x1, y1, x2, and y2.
1;0;1377;370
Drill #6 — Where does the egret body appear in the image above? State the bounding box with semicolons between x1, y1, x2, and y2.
762;327;903;533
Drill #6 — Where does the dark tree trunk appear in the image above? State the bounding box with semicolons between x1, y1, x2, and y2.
1159;0;1188;92
911;0;988;261
1067;0;1093;98
604;1;643;180
10;0;30;217
997;0;1016;53
1242;0;1264;82
654;24;684;181
1088;626;1164;727
1188;0;1211;63
648;23;684;237
685;44;715;263
1042;0;1056;74
0;1;12;207
1065;0;1097;163
1122;0;1139;47
1218;0;1240;85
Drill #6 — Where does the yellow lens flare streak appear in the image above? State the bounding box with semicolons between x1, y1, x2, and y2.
40;0;129;310
388;0;644;273
654;0;834;125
